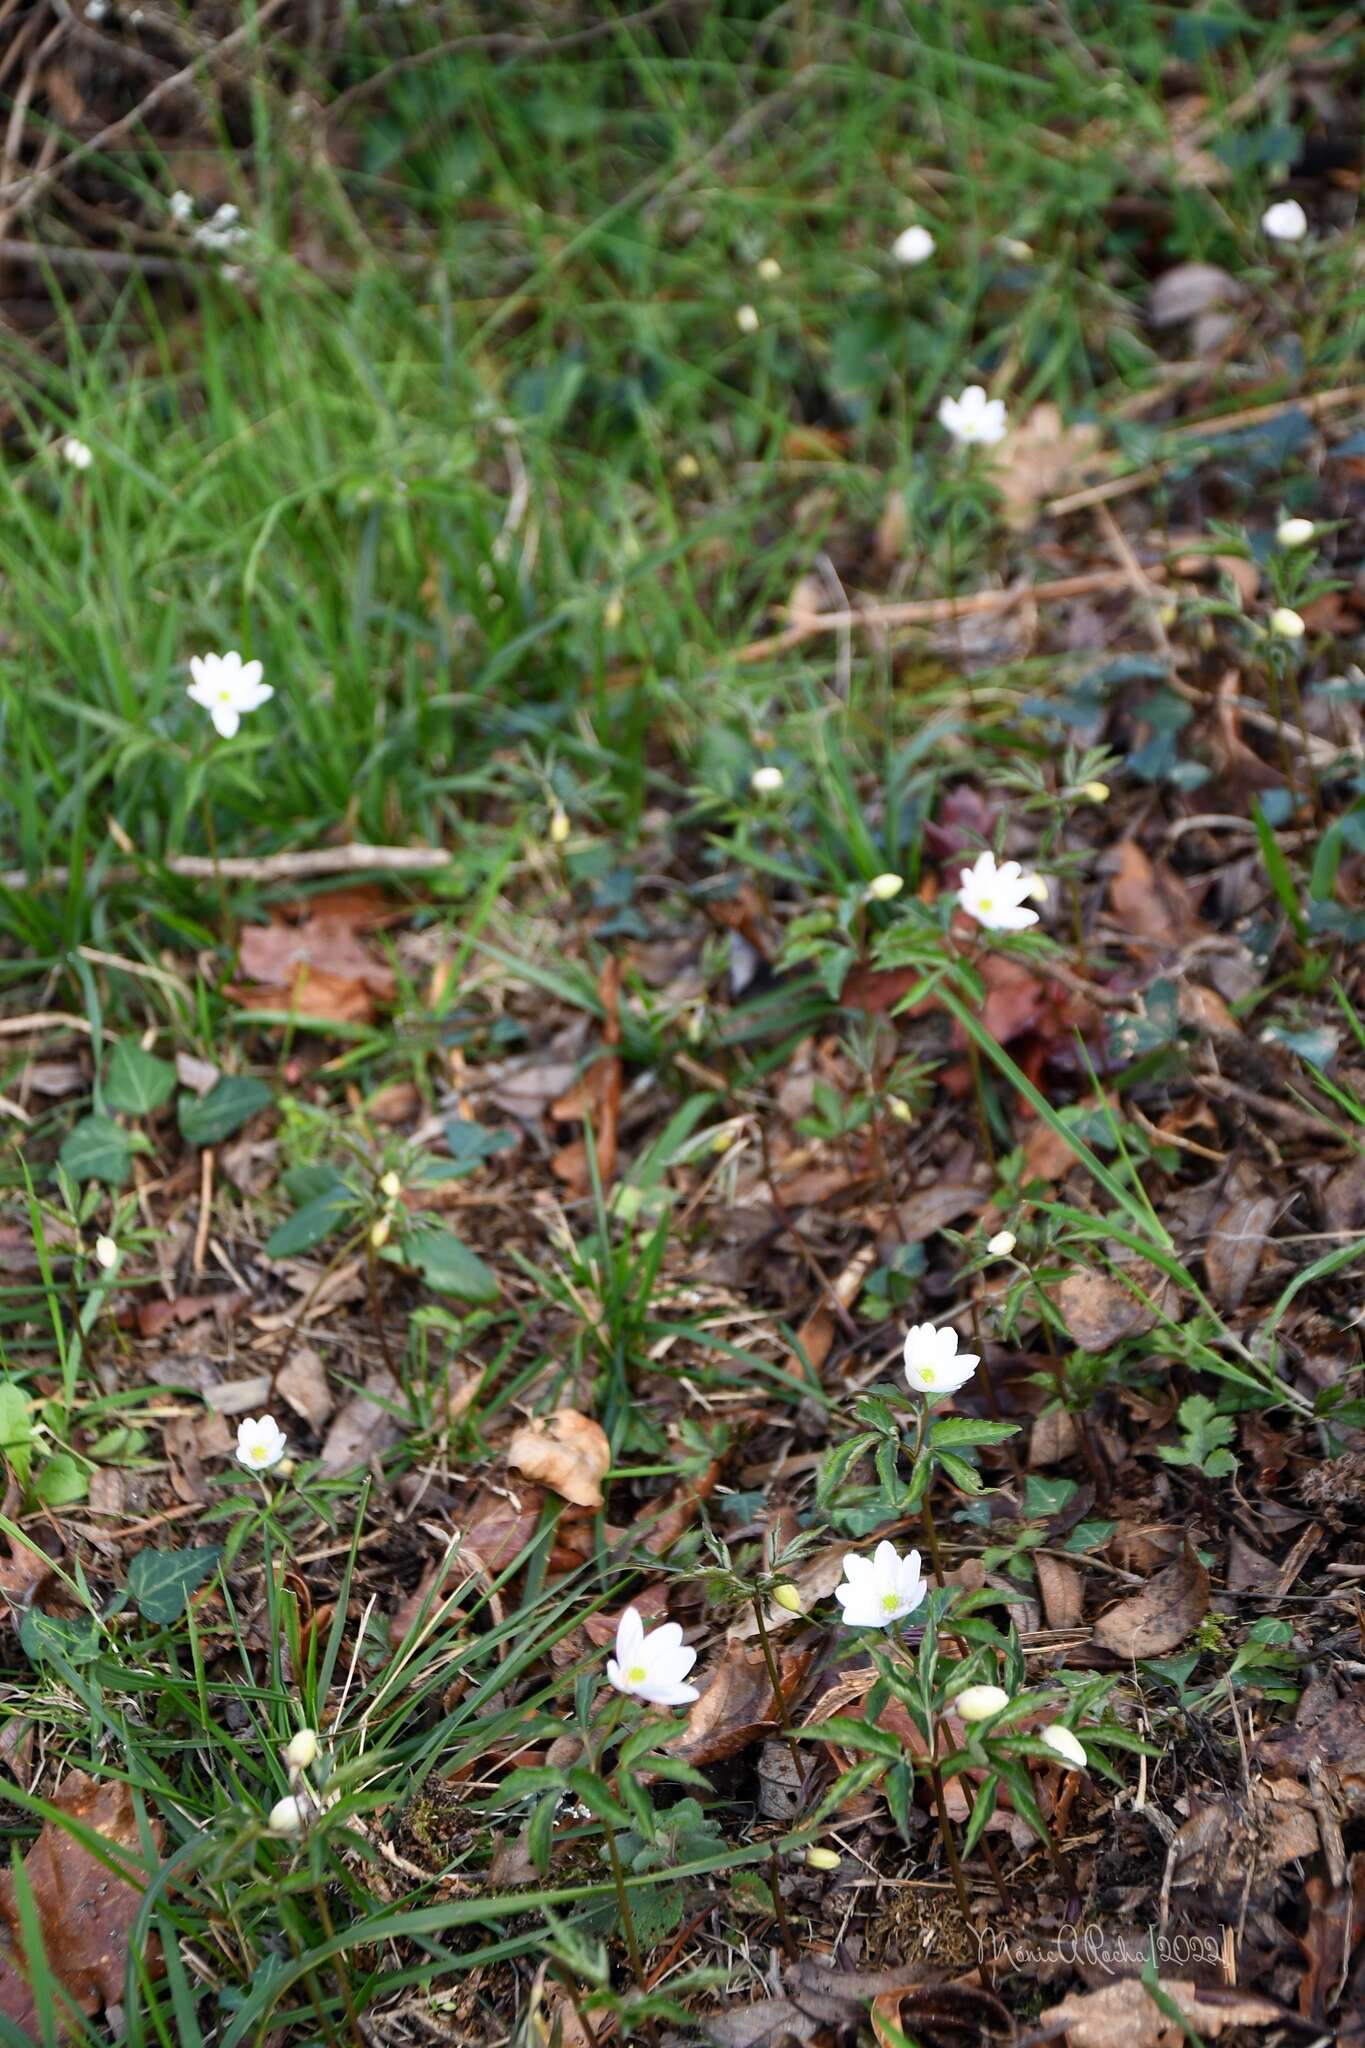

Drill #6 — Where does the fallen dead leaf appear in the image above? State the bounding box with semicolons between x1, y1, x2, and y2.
993;402;1101;532
0;1773;163;2036
1109;840;1204;955
871;1979;1012;2048
1035;1552;1083;1629
1041;1976;1282;2048
274;1347;335;1434
1092;1538;1209;1659
1052;1262;1169;1350
507;1409;611;1511
318;1367;406;1475
669;1641;812;1766
232;898;397;1025
1147;262;1243;328
1204;1193;1277;1309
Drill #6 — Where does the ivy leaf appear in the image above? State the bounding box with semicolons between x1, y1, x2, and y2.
127;1545;223;1624
20;1611;101;1666
105;1039;176;1116
58;1115;132;1186
178;1077;272;1147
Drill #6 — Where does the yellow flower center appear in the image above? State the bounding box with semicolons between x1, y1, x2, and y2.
978;895;994;911
627;1664;648;1684
918;1368;936;1385
249;1444;267;1462
881;1592;899;1613
219;688;232;702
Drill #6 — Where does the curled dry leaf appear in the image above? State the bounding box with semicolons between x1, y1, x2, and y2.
1109;840;1204;956
1035;1551;1084;1629
1041;1976;1281;2048
319;1366;406;1475
233;901;397;1025
274;1346;335;1434
669;1641;813;1766
871;1979;1012;2048
0;1773;164;2036
507;1408;611;1510
1092;1538;1209;1659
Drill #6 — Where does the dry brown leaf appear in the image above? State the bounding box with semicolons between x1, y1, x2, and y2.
0;1773;163;2036
993;403;1101;532
1041;1976;1281;2048
507;1408;611;1510
1052;1263;1167;1350
1109;840;1204;955
1035;1552;1083;1628
232;899;397;1025
1093;1538;1209;1659
1204;1193;1277;1308
871;1980;1012;2048
1147;262;1243;328
669;1641;812;1766
275;1347;335;1434
318;1367;405;1475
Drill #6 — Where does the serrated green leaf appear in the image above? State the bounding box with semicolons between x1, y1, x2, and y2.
105;1039;176;1116
59;1114;132;1185
809;1716;905;1761
936;1449;986;1494
178;1077;272;1147
127;1545;223;1623
928;1417;1020;1448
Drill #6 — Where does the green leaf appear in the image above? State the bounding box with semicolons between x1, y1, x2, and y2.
59;1114;132;1186
0;1384;33;1490
105;1039;176;1116
20;1611;101;1666
398;1225;499;1302
808;1716;905;1761
33;1453;87;1507
178;1077;272;1147
936;1449;986;1494
265;1188;358;1258
928;1417;1020;1449
127;1545;223;1623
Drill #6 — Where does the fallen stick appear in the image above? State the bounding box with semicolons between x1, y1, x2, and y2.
1;842;450;894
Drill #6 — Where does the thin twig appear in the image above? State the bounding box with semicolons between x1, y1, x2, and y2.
2;842;450;893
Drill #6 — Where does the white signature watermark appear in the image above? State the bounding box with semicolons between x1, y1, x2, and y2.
978;1926;1225;1972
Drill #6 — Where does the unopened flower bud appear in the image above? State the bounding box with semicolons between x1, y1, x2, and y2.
674;453;701;481
1040;1723;1087;1770
771;1583;804;1615
1269;607;1305;640
379;1171;402;1200
370;1215;391;1249
866;871;904;902
268;1795;304;1835
750;765;784;796
286;1727;320;1769
1276;517;1315;548
887;1097;914;1123
1080;780;1109;804
756;256;782;282
805;1845;841;1870
735;304;760;334
604;591;624;630
955;1683;1011;1722
986;1229;1016;1258
94;1236;119;1270
549;806;571;845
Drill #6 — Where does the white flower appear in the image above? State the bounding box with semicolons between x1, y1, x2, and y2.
735;304;760;334
187;650;273;738
756;256;782;282
1276;517;1315;548
957;849;1041;932
286;1728;320;1769
937;384;1007;447
236;1414;288;1471
955;1683;1011;1723
168;190;195;224
1261;199;1307;244
1269;607;1305;640
267;1795;304;1834
193;202;249;253
835;1540;926;1628
93;1235;119;1270
60;436;93;471
866;871;904;902
903;1321;979;1396
1040;1723;1087;1770
986;1229;1016;1259
607;1606;699;1707
750;764;784;796
892;224;935;267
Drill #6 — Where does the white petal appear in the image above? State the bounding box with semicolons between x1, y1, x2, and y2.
615;1606;644;1661
239;659;264;690
647;1621;684;1657
211;703;241;739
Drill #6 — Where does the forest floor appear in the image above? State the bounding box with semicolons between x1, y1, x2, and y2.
2;4;1365;2045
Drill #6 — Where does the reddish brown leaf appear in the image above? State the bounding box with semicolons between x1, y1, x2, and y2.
1052;1262;1169;1350
1092;1538;1209;1659
233;898;397;1025
1109;840;1204;956
1041;1978;1282;2048
670;1642;813;1766
1035;1552;1083;1628
0;1774;163;2035
1204;1193;1276;1308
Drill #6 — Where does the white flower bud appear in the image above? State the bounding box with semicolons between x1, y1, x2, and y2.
866;872;904;902
735;304;760;334
750;765;784;796
286;1728;320;1769
94;1236;119;1270
1276;517;1315;548
1269;607;1305;639
986;1229;1016;1259
267;1795;304;1834
955;1683;1011;1722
